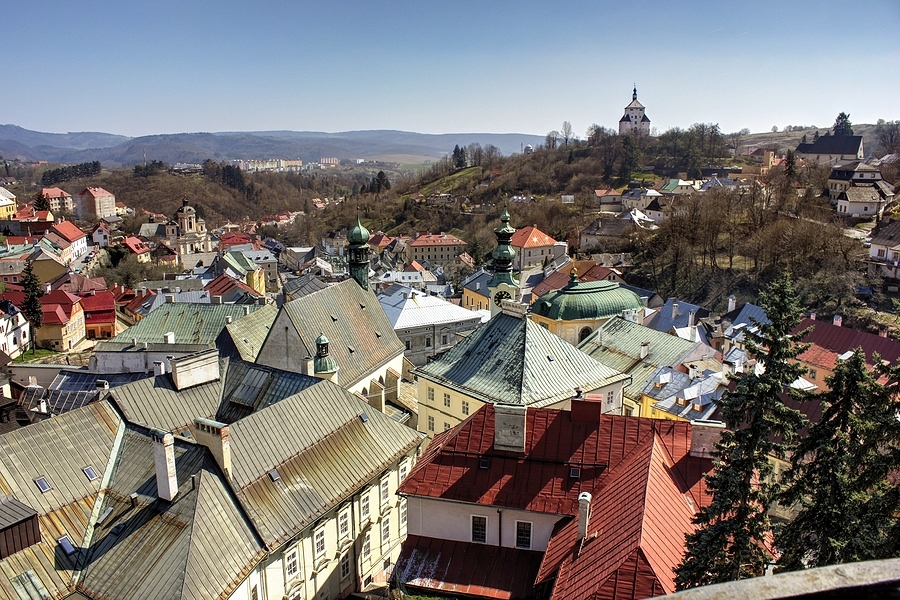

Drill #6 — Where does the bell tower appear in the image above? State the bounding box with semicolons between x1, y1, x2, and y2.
488;206;520;317
347;214;371;290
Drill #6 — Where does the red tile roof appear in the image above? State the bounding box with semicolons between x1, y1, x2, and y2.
396;535;544;599
399;405;709;516
399;405;713;600
39;187;69;198
796;317;900;365
404;260;426;273
368;231;393;249
530;271;571;299
121;235;149;255
51;221;86;243
203;273;260;298
510;225;557;249
539;435;701;599
79;186;113;198
409;232;466;247
79;291;116;326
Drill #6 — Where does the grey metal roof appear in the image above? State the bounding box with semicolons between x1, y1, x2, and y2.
415;313;629;407
216;360;321;423
0;496;37;529
96;303;262;354
578;317;710;400
109;369;224;433
228;381;423;548
225;304;278;362
0;402;120;600
78;430;264;600
259;279;405;387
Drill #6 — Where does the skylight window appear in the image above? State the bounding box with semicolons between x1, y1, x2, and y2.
34;477;52;493
269;469;281;482
57;536;77;556
83;466;99;481
359;413;369;423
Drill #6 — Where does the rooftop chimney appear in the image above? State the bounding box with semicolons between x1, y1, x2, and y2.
640;341;650;359
164;331;175;344
194;418;231;480
810;312;817;321
688;364;698;380
243;305;251;316
578;491;592;540
493;404;527;454
170;349;221;391
165;294;175;303
96;379;109;390
153;361;166;376
671;302;679;321
833;315;842;327
151;430;178;501
688;310;696;328
690;420;725;459
727;295;736;313
225;315;233;324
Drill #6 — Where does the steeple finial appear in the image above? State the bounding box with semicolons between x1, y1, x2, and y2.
633;84;637;101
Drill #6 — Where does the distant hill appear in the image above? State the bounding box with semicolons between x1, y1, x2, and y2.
0;125;545;167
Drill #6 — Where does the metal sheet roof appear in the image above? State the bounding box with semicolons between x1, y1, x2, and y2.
224;304;277;362
78;430;264;600
100;302;262;348
263;279;405;387
228;381;423;548
415;313;629;407
378;287;483;330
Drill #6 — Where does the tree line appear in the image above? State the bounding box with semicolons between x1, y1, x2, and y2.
40;161;101;185
676;273;900;588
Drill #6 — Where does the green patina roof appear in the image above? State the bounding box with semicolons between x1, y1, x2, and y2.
533;276;643;321
414;312;629;407
348;216;370;245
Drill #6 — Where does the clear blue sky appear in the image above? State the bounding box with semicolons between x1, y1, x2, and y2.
8;0;899;138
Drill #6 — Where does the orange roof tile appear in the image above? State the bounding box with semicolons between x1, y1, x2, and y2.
51;221;86;243
409;232;466;247
510;225;557;248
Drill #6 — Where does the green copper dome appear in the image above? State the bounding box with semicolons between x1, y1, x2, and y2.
533;277;643;321
314;333;339;374
348;216;370;245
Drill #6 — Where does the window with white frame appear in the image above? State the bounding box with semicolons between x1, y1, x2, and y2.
361;491;370;521
607;390;614;405
381;515;391;545
427;415;434;431
427;386;434;401
314;526;326;558
285;548;299;579
380;476;390;505
399;459;409;482
340;551;351;580
462;401;469;416
400;499;408;527
516;521;532;549
471;515;487;543
362;532;371;560
443;393;451;407
339;506;350;538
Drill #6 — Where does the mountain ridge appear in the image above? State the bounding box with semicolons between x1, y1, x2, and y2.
0;125;545;167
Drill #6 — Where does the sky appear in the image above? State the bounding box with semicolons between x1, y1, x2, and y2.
7;0;899;139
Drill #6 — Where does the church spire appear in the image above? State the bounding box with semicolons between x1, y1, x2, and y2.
633;84;637;101
347;210;371;290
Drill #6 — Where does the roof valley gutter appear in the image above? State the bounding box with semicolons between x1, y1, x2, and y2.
71;412;127;584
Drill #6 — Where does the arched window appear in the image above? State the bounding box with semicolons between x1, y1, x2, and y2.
578;327;593;343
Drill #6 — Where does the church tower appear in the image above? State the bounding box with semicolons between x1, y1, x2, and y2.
619;85;651;135
488;206;521;317
347;215;371;290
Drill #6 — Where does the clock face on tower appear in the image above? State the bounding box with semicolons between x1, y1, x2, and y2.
493;290;511;306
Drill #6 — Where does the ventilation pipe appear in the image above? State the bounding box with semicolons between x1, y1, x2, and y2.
578;492;592;540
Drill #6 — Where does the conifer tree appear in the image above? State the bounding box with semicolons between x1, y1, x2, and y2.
777;348;900;570
20;261;43;352
675;272;808;589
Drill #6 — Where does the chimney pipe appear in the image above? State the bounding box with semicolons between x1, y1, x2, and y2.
833;315;842;327
640;341;649;359
151;430;178;501
727;294;736;313
225;315;233;324
671;302;679;321
578;491;592;540
688;364;697;380
810;312;817;321
153;361;166;376
243;305;251;316
688;310;696;328
193;418;232;480
164;331;175;344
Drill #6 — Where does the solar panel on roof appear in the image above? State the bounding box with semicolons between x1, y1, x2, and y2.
57;536;77;555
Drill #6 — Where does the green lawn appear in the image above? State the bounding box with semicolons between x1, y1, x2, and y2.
14;348;58;363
